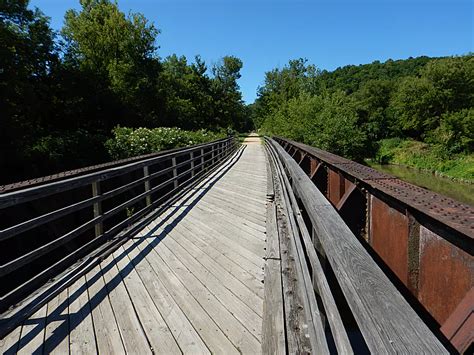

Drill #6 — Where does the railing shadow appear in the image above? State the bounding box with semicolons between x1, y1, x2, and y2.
4;146;246;354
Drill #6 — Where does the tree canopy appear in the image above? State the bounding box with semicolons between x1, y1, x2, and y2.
254;55;473;161
0;0;248;184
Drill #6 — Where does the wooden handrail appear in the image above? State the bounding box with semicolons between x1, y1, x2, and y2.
266;137;447;353
0;139;229;209
0;137;237;312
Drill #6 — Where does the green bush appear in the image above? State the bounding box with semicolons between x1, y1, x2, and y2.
105;126;226;159
374;138;474;180
260;91;369;161
30;130;108;166
374;137;404;164
426;108;474;155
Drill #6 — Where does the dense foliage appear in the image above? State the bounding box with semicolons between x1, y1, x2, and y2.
105;126;225;160
253;56;473;178
0;0;248;184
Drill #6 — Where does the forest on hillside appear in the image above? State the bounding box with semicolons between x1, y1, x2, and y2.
252;55;473;180
2;0;472;185
0;0;251;184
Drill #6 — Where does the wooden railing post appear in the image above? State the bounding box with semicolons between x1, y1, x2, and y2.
91;181;103;237
201;148;205;171
171;157;178;189
190;151;195;178
143;166;151;206
211;144;215;165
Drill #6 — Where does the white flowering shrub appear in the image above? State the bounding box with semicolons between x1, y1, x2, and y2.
105;126;226;159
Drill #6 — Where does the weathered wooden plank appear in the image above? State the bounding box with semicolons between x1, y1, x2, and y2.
277;199;311;354
0;324;22;355
99;253;152;354
43;288;70;354
197;197;266;227
150;218;264;315
129;238;238;354
210;185;266;205
270;138;448;353
84;264;125;355
211;180;267;196
194;203;267;238
191;199;266;238
206;186;267;209
195;200;267;233
181;209;265;253
271;143;353;354
121;243;211;354
111;248;181;354
261;149;285;354
151;216;264;297
219;177;266;189
203;189;266;217
273;150;329;354
261;258;285;355
136;234;260;353
154;245;261;352
203;190;267;215
155;237;263;340
164;217;264;279
265;202;280;260
175;214;264;266
68;276;97;354
16;304;47;354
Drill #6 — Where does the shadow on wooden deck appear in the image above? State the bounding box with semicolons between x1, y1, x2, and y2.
4;147;246;355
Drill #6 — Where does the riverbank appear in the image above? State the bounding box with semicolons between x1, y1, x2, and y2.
373;138;474;183
367;162;474;205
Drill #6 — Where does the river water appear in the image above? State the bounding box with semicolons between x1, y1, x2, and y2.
368;163;474;206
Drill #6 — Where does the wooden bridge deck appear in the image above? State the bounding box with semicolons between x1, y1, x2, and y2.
1;142;268;354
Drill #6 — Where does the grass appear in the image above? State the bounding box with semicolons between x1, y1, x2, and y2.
374;138;474;182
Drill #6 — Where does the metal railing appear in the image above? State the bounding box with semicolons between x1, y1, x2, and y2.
265;137;448;353
272;136;472;354
0;137;237;315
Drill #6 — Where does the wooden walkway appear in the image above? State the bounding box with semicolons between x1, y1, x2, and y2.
1;140;268;354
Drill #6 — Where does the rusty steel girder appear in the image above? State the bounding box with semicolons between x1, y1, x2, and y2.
277;137;473;240
274;136;473;354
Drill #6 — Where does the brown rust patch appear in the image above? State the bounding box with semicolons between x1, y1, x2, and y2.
328;169;344;205
418;226;473;325
369;195;409;285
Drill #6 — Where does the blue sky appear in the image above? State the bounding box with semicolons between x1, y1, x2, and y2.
31;0;473;103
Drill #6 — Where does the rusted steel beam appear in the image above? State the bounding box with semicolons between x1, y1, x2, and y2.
298;152;307;164
309;158;320;179
440;288;474;354
275;137;473;241
370;195;410;285
274;136;473;354
417;226;473;324
328;169;345;205
336;183;357;211
336;183;367;238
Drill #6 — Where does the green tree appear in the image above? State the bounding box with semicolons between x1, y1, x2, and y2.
421;56;474;113
62;0;160;125
391;56;474;138
391;76;440;137
211;55;246;129
428;108;474;155
354;79;395;140
0;0;58;182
